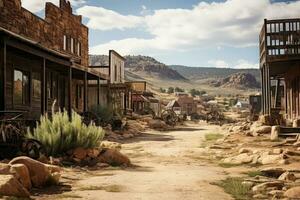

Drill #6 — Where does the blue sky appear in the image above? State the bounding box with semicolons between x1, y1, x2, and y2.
23;0;300;68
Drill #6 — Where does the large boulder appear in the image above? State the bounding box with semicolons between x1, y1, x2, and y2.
258;154;285;165
98;149;130;166
0;175;30;197
278;172;296;182
10;164;32;190
284;186;300;199
9;156;51;188
222;153;253;165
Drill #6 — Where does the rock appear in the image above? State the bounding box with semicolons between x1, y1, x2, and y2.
0;175;30;197
293;141;300;147
268;189;284;196
87;149;100;158
0;163;11;174
9;156;51;188
258;154;285;165
238;148;252;154
252;181;284;193
284;150;300;156
149;120;167;129
101;141;122;150
98;149;131;167
10;164;32;190
270;126;280;141
260;167;286;178
73;147;87;160
222;153;253;165
278;172;296;182
284;186;300;199
256;125;272;134
272;148;283;155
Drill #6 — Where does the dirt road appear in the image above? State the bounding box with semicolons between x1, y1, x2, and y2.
39;122;233;200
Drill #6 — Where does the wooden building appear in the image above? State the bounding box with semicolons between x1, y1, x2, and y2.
260;18;300;124
0;0;107;120
90;50;130;116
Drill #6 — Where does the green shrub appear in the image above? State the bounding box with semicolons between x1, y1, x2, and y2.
27;109;105;156
214;177;252;200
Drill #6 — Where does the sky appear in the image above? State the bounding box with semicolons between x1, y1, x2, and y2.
22;0;300;69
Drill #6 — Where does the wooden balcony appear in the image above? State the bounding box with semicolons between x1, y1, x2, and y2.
260;18;300;68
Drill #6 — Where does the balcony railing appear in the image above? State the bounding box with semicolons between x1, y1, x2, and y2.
260;18;300;67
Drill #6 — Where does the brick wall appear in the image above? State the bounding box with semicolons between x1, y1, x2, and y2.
0;0;89;67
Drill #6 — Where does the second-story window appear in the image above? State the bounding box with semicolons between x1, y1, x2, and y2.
71;38;74;54
77;42;81;56
63;35;67;51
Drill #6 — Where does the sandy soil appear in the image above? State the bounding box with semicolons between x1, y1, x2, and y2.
35;122;233;200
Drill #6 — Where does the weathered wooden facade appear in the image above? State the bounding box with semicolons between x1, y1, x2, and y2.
90;50;130;116
260;18;300;123
0;0;107;119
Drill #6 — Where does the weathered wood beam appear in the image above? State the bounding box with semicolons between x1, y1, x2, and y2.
97;78;100;105
0;39;6;111
41;58;46;114
68;67;72;119
84;71;88;112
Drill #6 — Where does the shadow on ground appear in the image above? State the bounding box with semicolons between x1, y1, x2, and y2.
121;132;175;144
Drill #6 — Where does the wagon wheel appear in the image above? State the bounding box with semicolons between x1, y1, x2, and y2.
21;139;45;159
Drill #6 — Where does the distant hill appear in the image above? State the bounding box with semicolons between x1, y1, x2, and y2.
89;55;260;95
89;55;187;81
210;72;260;89
170;65;260;83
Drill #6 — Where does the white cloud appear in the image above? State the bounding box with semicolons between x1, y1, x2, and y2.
76;6;144;31
22;0;85;13
87;0;300;55
208;59;258;69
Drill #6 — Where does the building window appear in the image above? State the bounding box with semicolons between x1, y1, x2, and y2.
14;69;30;105
71;38;74;54
114;65;117;82
32;72;41;98
77;42;81;56
63;35;67;51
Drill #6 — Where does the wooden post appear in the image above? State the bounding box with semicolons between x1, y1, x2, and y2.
0;39;6;111
68;67;72;119
97;77;100;105
84;71;88;112
274;79;280;108
41;58;46;114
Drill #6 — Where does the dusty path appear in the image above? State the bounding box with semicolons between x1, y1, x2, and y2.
39;122;233;200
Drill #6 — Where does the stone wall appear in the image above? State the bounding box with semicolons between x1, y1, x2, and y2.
0;0;88;67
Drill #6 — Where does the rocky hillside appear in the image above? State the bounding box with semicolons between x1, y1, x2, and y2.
170;65;260;83
89;55;187;81
210;72;260;89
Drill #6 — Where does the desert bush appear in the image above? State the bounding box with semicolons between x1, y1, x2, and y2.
27;109;105;156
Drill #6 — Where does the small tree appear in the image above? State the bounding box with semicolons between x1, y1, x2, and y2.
175;87;184;92
167;87;174;94
159;88;166;93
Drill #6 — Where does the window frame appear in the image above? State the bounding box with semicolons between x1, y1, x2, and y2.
13;69;30;106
